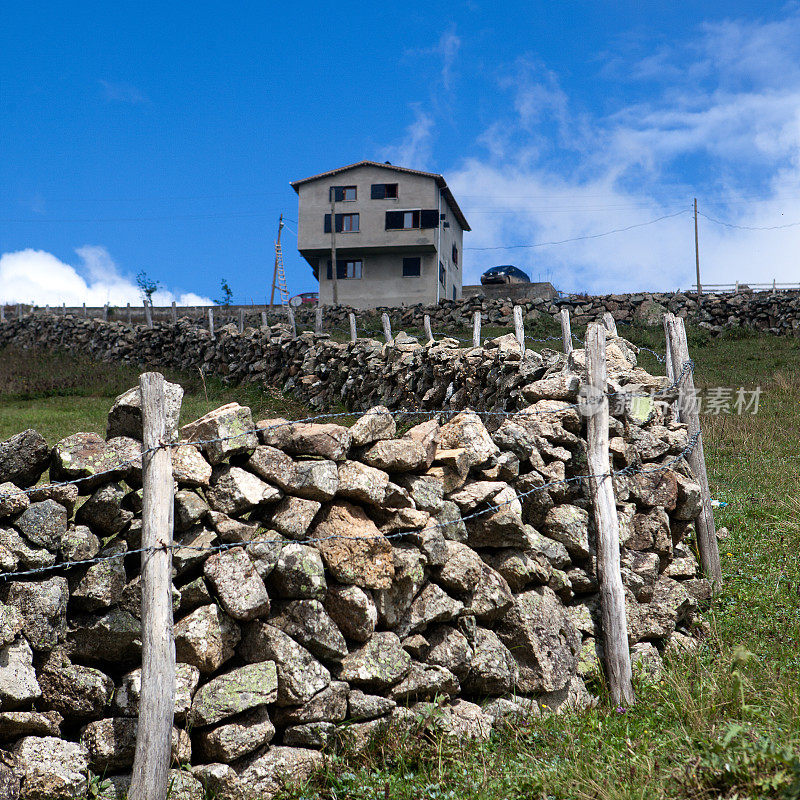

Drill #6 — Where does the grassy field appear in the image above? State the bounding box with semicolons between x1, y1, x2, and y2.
2;325;799;798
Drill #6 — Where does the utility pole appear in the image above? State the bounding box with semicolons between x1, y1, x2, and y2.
694;198;703;301
269;214;284;310
330;197;339;306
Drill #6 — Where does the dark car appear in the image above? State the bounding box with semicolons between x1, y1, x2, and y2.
289;292;319;307
481;265;531;285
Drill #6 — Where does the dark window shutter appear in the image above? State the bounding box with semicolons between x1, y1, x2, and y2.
326;259;332;279
335;187;345;201
324;214;331;233
371;184;383;199
420;209;439;228
335;214;343;232
385;211;403;229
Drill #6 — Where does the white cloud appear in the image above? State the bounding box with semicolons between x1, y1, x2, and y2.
381;106;435;171
445;11;800;292
99;79;149;105
0;247;213;306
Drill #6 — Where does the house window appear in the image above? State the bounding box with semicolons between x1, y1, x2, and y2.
402;257;421;277
385;209;439;230
326;259;363;279
371;183;398;199
452;244;458;266
329;185;357;202
324;213;359;233
439;261;446;287
452;285;456;301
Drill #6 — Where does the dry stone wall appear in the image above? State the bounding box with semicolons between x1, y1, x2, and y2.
0;334;711;799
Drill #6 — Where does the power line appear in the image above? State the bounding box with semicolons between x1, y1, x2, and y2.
464;208;690;251
697;210;800;231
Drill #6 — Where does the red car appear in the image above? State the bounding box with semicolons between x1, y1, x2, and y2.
289;292;318;307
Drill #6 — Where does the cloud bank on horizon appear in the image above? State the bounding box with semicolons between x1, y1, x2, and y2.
389;12;800;294
0;247;212;307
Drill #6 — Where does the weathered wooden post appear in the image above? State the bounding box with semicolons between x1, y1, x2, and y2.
585;323;635;707
559;308;573;355
423;314;434;343
602;311;618;336
129;372;176;800
0;306;5;323
208;307;215;340
513;305;525;356
261;311;268;328
664;314;722;587
62;302;66;316
314;305;323;334
103;303;109;322
171;301;177;324
144;301;153;329
45;304;50;315
472;310;482;348
381;312;393;344
126;303;131;325
17;305;22;320
286;305;297;338
238;309;245;333
349;312;357;343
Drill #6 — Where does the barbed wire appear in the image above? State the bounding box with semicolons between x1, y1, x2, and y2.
0;431;701;582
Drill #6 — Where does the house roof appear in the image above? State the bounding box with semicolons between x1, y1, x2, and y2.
290;160;471;231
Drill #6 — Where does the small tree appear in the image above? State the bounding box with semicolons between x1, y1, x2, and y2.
217;279;233;306
136;271;160;303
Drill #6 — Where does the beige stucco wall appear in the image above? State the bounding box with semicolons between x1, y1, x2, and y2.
294;163;465;308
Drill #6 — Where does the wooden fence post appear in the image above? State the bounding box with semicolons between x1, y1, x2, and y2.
315;305;323;334
0;306;4;323
261;311;268;328
103;303;109;322
513;305;525;356
472;311;482;348
17;305;22;320
171;301;177;324
238;309;245;333
423;314;434;342
144;301;153;329
585;323;635;707
560;308;573;355
208;307;215;340
381;312;392;344
286;305;297;338
129;372;176;800
45;304;50;315
126;303;131;325
349;312;357;342
602;311;618;336
664;314;722;587
62;302;66;316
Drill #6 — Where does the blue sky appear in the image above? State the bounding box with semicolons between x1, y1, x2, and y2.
3;1;800;305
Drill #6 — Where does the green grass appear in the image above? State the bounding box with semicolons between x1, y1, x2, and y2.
3;326;800;798
0;346;312;444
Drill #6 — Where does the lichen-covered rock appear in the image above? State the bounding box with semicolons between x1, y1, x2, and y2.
198;705;275;762
171;443;213;488
273;681;349;726
38;650;114;721
180;403;258;464
0;528;55;571
438;412;499;469
337;631;411;689
350;406;396;446
425;625;472;681
389;661;459;702
191;763;243;800
50;433;123;489
374;543;427;629
114;662;200;721
269;599;347;661
0;604;22;647
238;623;329;706
337;460;389;506
324;583;377;643
174;605;240;673
14;500;68;552
347;689;396;721
75;483;133;537
312;502;394;590
0;709;61;738
283;721;336;749
13;736;88;800
2;577;68;651
461;627;517;695
237;746;324;799
0;482;28;518
674;472;702;520
70;543;127;612
285;422;351;461
0;430;50;488
266;542;326;599
464;565;513;623
436;541;483;594
247;446;339;501
394;582;463;639
361;439;428;472
482;547;551;592
431;699;493;741
59;525;100;563
544;504;590;558
165;770;205;800
71;608;142;664
0;638;40;708
106;380;184;440
269;495;322;539
190;661;278;726
496;586;581;693
174;489;209;532
203;548;270;621
206;465;281;516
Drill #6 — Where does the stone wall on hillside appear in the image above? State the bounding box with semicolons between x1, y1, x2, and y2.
0;337;710;799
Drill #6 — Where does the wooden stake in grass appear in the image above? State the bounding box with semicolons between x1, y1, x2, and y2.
602;311;618;336
664;313;722;588
472;310;482;348
286;305;296;338
126;303;131;325
261;311;268;328
208;307;215;340
129;372;176;800
171;301;177;324
560;308;573;355
315;305;323;334
423;314;434;342
381;312;393;344
585;323;635;707
144;301;153;329
513;305;525;356
238;308;245;334
349;312;357;342
103;303;109;322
